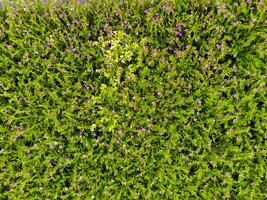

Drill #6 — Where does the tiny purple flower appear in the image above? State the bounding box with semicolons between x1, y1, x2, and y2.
153;17;160;22
144;8;150;14
196;99;202;105
99;29;104;35
175;50;182;56
232;94;237;99
177;22;183;26
258;1;263;6
104;24;109;29
234;66;238;73
176;31;182;37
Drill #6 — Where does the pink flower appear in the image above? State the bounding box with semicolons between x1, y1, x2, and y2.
175;50;182;56
99;29;104;35
153;17;160;22
165;2;172;11
233;21;239;26
176;31;182;37
177;22;183;26
144;8;150;14
104;24;109;29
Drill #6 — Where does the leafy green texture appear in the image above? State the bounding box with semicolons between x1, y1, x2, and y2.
0;0;266;199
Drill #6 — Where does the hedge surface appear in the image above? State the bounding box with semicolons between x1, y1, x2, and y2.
0;0;266;199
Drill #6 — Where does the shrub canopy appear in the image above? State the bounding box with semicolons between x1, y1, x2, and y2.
0;0;266;199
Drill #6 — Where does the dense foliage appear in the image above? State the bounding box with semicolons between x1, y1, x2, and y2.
0;0;266;199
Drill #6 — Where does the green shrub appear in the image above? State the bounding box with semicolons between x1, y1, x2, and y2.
0;0;266;199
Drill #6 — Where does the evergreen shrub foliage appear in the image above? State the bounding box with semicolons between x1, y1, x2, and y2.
0;0;266;199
